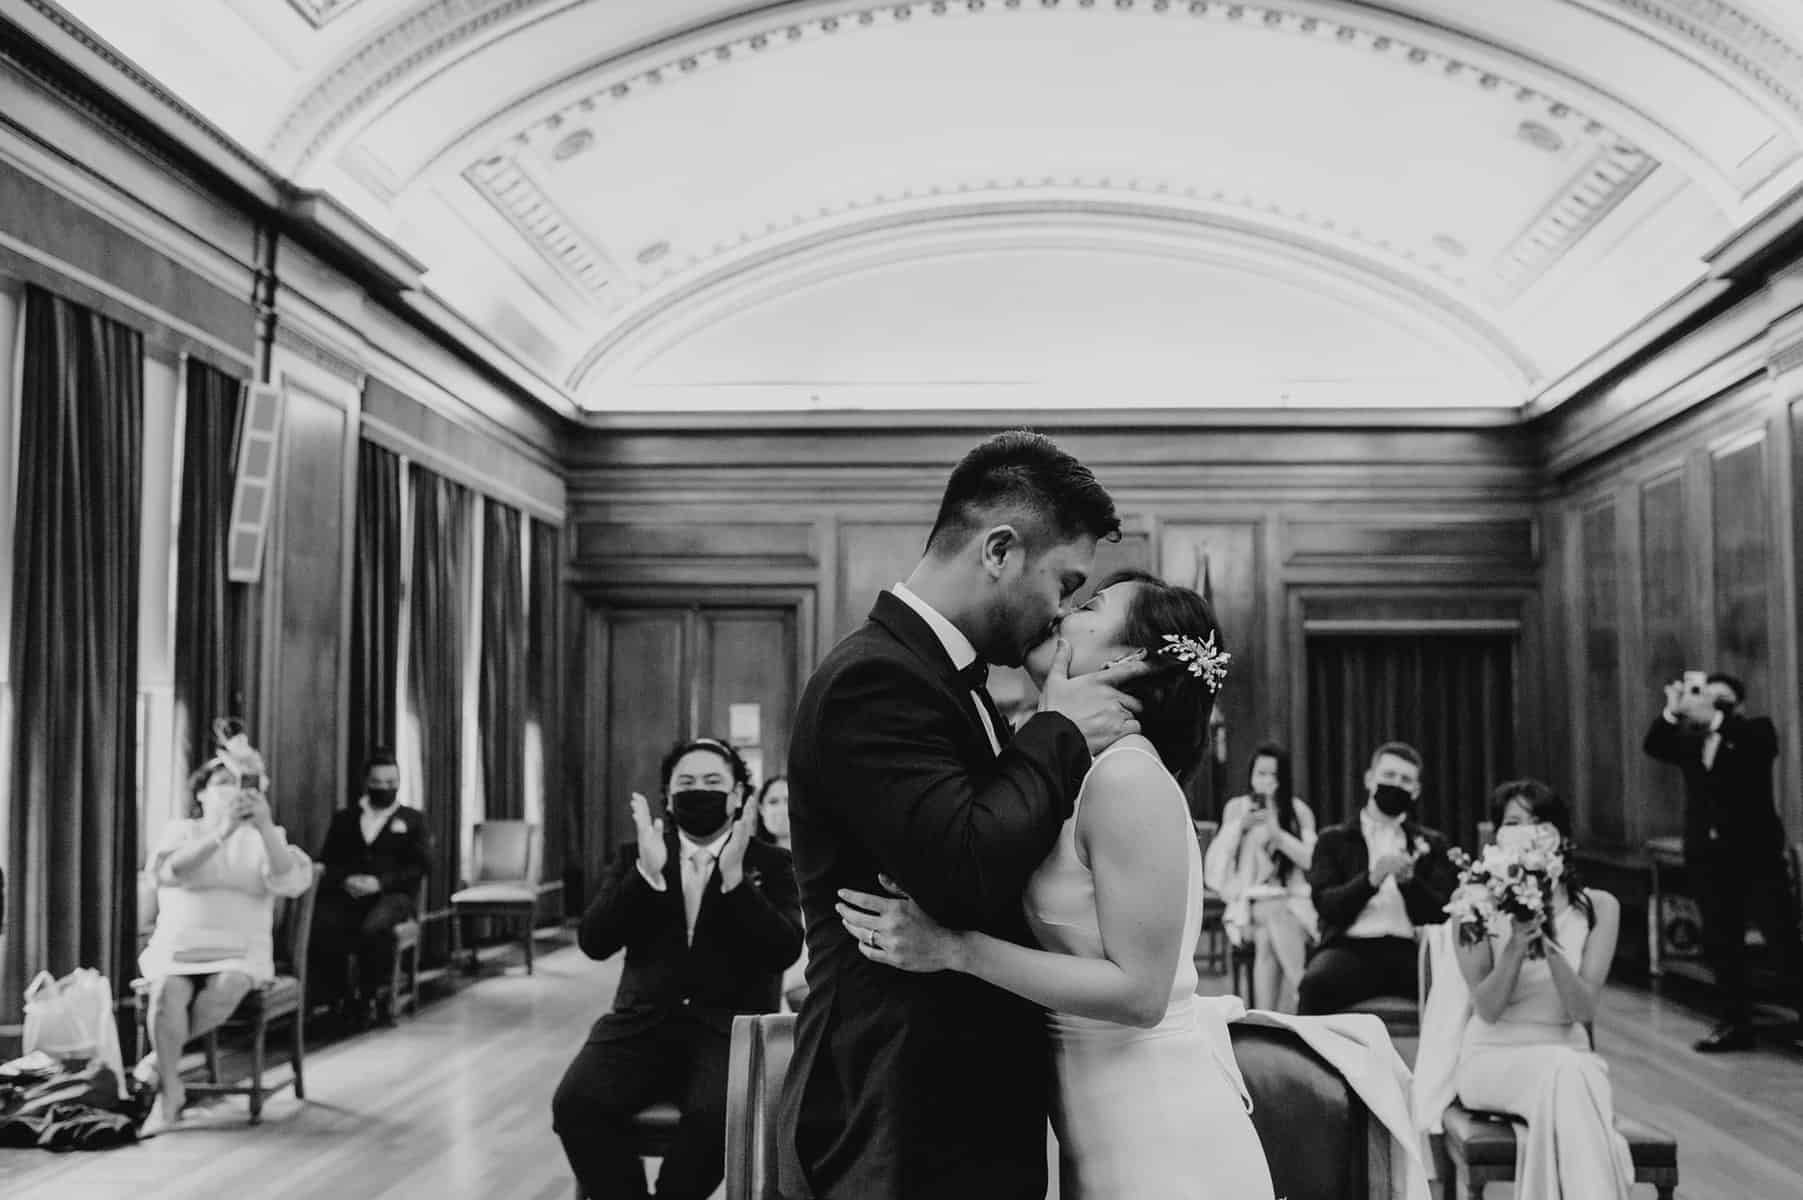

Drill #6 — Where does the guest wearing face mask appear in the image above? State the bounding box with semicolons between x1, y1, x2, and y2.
131;753;313;1131
1297;740;1458;1015
311;747;429;1025
552;736;801;1200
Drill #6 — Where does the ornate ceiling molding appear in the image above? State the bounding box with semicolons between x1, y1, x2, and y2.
466;153;621;296
269;0;555;171
563;199;1535;396
1588;0;1803;123
1492;142;1656;301
501;1;1631;158
287;0;372;29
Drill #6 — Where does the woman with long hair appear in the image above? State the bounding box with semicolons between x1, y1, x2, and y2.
836;569;1274;1199
1451;778;1632;1199
1204;742;1316;1012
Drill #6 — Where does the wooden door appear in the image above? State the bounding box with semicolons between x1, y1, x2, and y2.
580;598;800;903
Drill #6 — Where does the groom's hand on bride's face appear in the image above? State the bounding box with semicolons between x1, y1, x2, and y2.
1037;637;1152;756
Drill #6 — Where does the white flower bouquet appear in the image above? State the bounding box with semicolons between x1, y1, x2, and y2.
1443;824;1565;954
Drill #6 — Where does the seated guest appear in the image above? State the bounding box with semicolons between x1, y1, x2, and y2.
1428;779;1634;1199
1298;740;1456;1015
552;737;801;1200
311;747;428;1024
132;750;313;1131
755;775;810;1012
1205;741;1318;1012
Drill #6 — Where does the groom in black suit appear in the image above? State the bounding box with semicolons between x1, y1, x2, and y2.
1644;672;1803;1052
777;431;1151;1200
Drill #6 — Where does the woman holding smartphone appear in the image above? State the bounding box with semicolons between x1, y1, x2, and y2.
1204;742;1317;1012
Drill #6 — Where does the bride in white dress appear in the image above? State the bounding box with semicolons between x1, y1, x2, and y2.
837;570;1275;1200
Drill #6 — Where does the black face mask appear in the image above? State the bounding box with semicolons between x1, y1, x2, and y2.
366;787;399;810
1371;783;1414;819
669;789;732;838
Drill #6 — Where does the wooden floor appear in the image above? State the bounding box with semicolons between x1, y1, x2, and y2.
4;941;1802;1200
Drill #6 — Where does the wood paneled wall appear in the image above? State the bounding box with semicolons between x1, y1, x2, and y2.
1539;262;1803;851
566;417;1545;850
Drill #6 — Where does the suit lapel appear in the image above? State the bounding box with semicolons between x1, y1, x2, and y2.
868;590;999;755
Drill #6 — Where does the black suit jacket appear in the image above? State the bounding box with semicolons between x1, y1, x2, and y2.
578;830;801;1038
1308;817;1457;949
317;803;430;901
1643;712;1784;867
777;590;1092;1200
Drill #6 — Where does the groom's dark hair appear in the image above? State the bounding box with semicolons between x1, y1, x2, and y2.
926;430;1120;556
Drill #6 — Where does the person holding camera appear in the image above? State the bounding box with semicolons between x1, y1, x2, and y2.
1644;671;1803;1052
131;754;314;1130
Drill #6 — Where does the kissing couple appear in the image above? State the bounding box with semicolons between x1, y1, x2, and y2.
777;431;1276;1200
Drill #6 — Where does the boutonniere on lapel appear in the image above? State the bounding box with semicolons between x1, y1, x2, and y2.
1410;836;1430;861
389;813;408;835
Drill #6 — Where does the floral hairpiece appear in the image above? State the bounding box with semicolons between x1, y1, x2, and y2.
1161;633;1231;690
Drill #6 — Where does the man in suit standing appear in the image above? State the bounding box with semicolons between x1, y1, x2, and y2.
553;736;801;1200
1297;741;1458;1015
777;431;1150;1200
312;747;429;1023
1644;672;1803;1052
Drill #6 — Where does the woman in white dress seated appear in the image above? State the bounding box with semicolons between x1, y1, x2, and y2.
1453;778;1633;1200
133;756;313;1130
837;570;1275;1200
1203;742;1317;1012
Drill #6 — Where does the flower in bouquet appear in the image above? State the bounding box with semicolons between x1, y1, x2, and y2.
1443;824;1566;953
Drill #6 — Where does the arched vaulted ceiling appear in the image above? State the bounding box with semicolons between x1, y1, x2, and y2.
21;0;1803;414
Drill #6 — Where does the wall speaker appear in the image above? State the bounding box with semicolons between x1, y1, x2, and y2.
225;383;285;584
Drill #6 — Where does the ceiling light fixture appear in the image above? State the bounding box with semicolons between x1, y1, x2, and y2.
1516;120;1564;153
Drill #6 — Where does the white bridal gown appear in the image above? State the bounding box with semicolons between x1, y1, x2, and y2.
1023;743;1277;1200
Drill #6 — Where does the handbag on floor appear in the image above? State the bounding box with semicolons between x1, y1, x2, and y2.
21;969;127;1101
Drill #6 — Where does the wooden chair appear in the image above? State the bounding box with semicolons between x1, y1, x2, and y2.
725;1013;800;1200
386;876;429;1021
1423;930;1680;1200
132;862;323;1123
450;821;554;975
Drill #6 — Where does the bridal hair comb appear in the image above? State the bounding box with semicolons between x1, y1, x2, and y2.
1161;633;1231;690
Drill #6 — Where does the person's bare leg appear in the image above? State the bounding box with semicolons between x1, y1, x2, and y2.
147;976;198;1122
1252;926;1281;1011
187;971;255;1040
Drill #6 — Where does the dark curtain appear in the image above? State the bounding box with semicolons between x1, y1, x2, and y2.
408;468;470;962
1304;633;1516;849
4;286;142;1018
527;518;566;906
173;359;252;772
479;499;526;821
347;440;403;800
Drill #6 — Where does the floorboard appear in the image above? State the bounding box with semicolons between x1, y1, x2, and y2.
4;945;1800;1199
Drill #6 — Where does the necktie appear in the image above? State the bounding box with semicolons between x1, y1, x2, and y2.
683;850;715;943
957;660;1007;756
1702;731;1721;771
958;660;988;691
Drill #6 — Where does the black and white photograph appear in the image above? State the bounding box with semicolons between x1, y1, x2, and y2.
2;1;1803;1197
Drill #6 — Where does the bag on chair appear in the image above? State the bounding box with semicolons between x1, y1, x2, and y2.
21;969;127;1101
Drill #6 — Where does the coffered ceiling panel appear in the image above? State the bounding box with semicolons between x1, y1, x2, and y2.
24;0;1803;413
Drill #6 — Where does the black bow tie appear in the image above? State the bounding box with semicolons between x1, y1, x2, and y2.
957;660;989;691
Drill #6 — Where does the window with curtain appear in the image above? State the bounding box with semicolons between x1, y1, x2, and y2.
526;518;563;903
1304;631;1517;847
172;358;251;773
479;497;526;822
347;440;403;798
4;285;143;1019
407;466;471;963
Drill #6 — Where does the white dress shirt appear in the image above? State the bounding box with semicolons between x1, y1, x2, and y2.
1346;804;1417;940
640;828;732;941
892;581;1003;756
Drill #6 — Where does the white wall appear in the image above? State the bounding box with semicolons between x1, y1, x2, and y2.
0;277;22;871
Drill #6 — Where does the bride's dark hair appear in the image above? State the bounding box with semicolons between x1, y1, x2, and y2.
1095;569;1225;784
